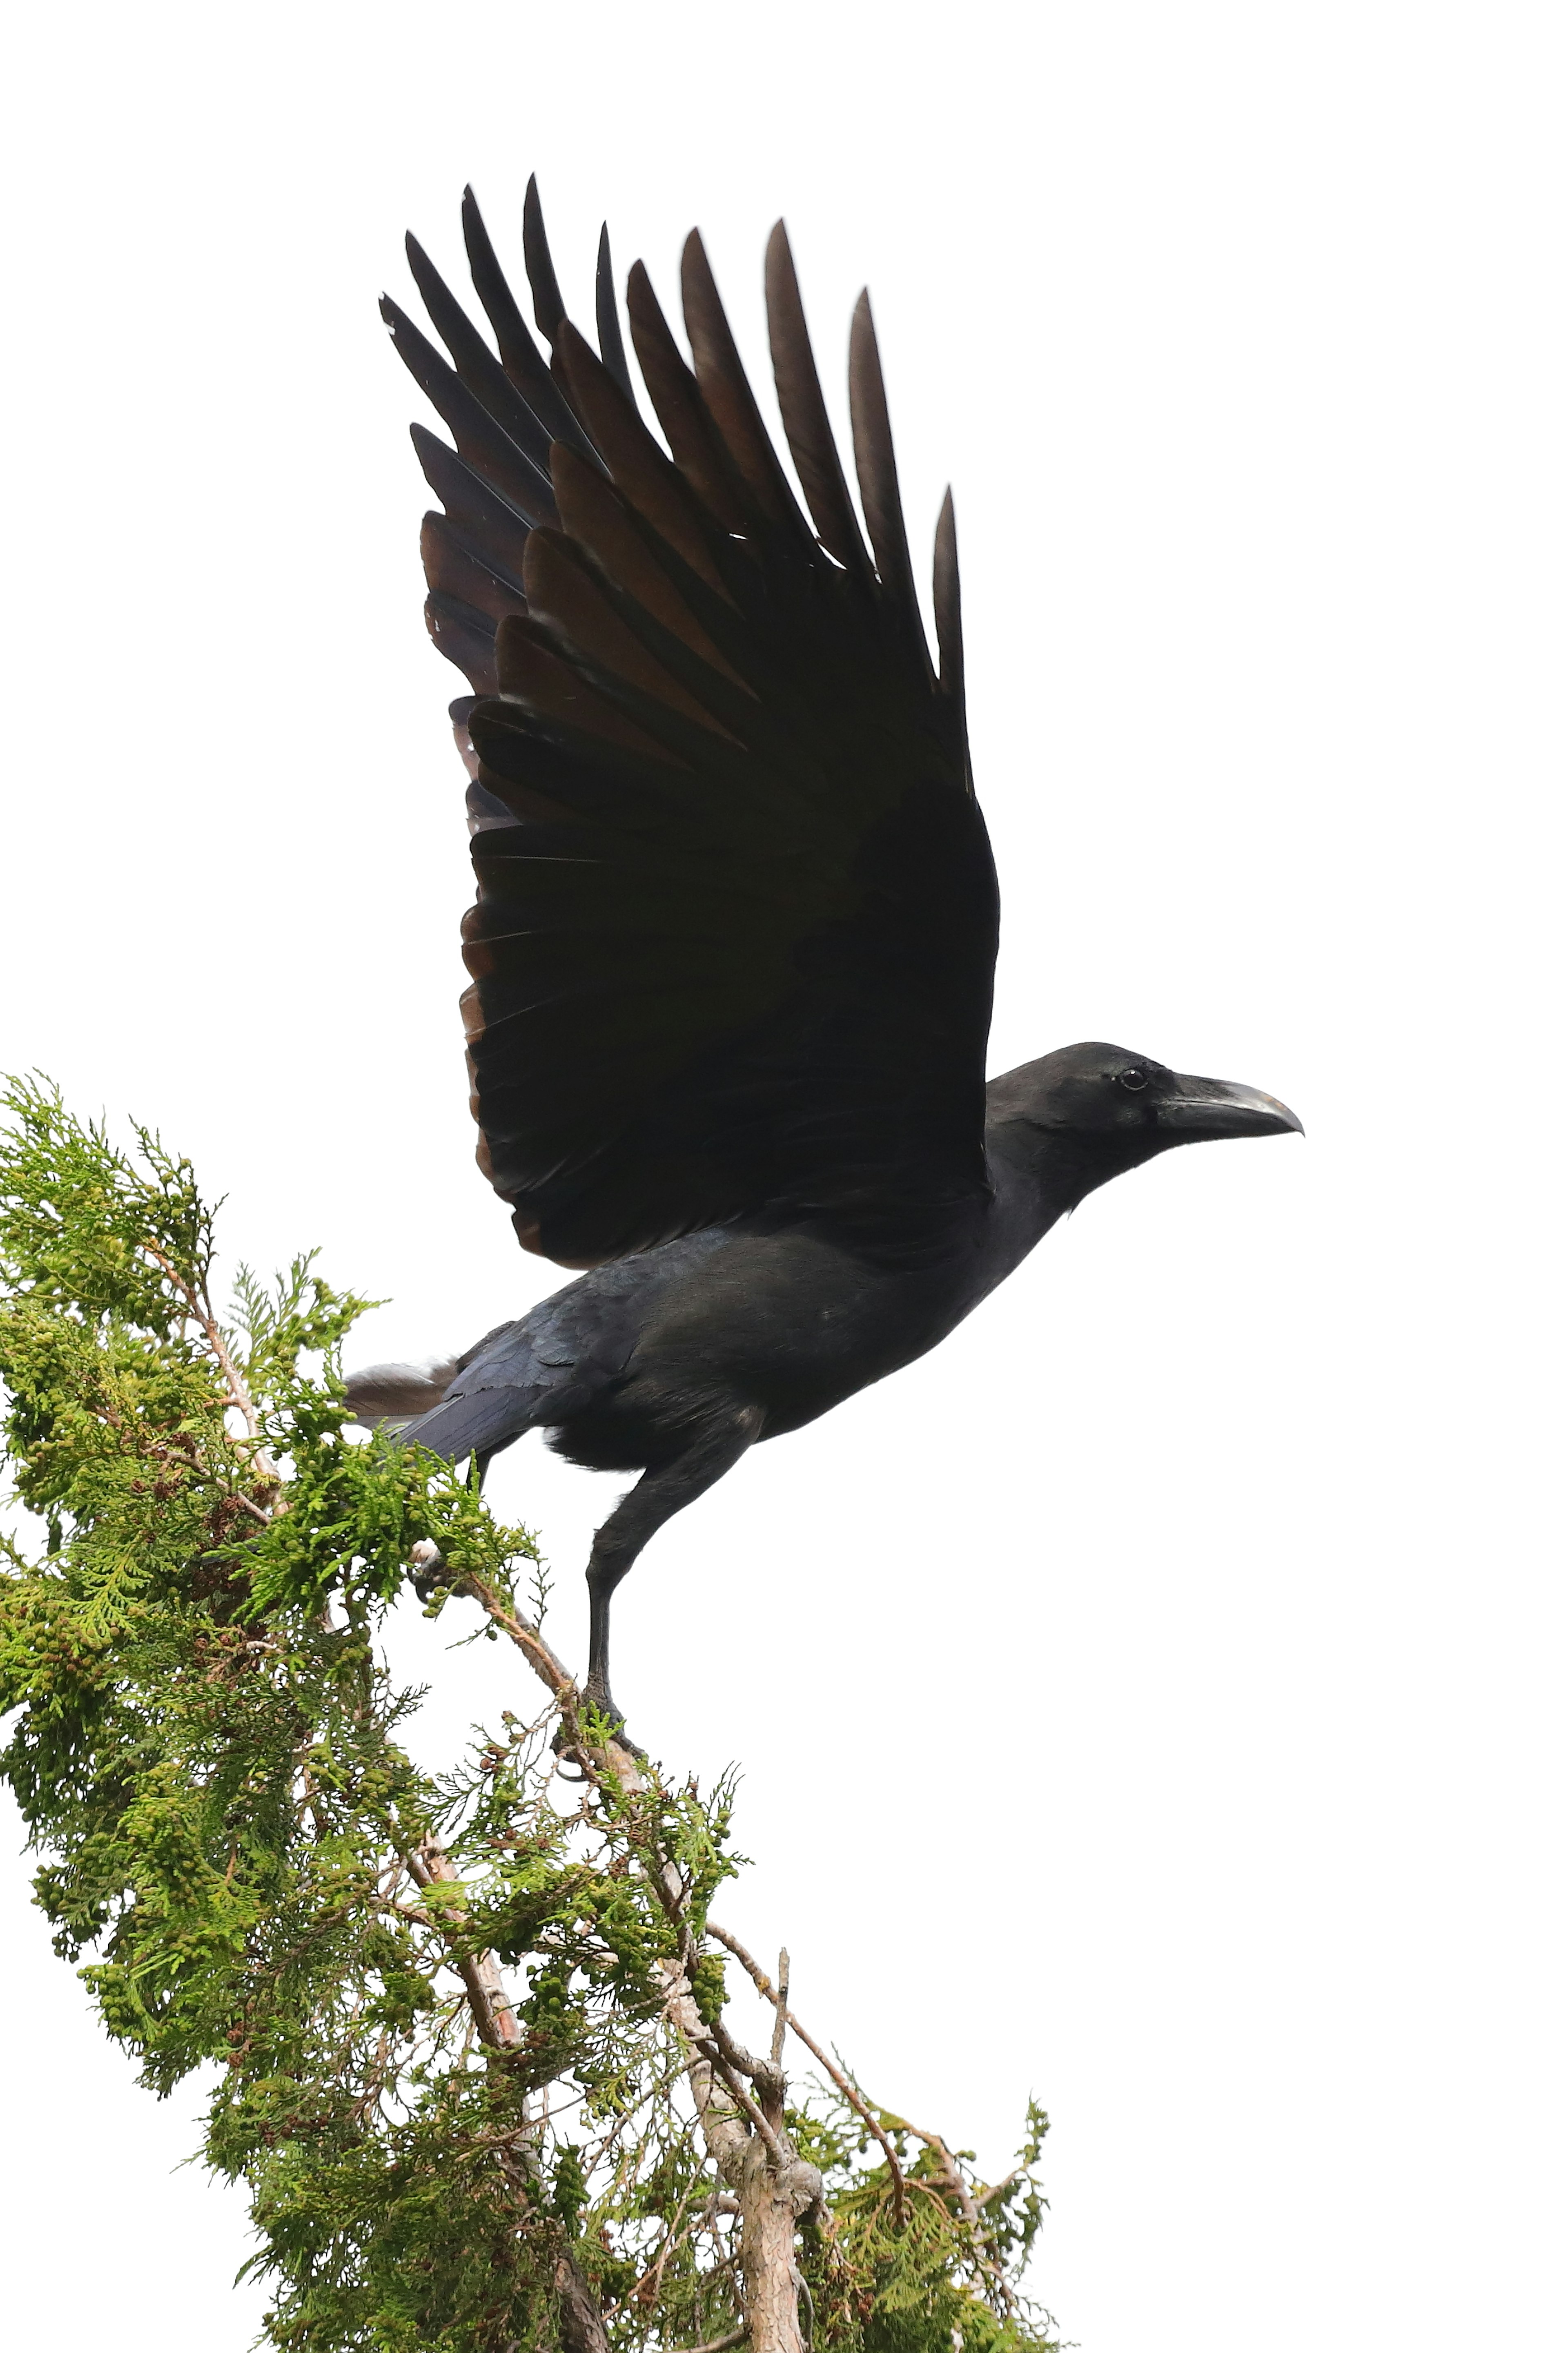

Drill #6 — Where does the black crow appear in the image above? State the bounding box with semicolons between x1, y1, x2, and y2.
354;181;1301;1731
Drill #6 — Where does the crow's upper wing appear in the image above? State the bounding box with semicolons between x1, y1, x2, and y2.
384;180;998;1267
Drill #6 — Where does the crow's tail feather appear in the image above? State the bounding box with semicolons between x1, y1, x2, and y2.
398;1385;541;1465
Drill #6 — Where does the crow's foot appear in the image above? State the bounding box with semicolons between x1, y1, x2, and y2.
581;1679;645;1760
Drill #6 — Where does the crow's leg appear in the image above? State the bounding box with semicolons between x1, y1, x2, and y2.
584;1402;764;1735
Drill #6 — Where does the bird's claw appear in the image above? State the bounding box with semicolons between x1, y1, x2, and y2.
582;1684;646;1760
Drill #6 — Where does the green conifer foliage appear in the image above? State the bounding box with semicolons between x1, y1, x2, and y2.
0;1078;1058;2353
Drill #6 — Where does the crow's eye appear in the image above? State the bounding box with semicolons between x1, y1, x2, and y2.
1118;1068;1149;1092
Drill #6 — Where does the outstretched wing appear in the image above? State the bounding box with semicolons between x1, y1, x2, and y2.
384;179;998;1267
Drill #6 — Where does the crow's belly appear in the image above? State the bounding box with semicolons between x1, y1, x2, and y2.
549;1233;980;1471
730;1308;933;1434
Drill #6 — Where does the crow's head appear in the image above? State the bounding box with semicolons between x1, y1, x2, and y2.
986;1042;1302;1195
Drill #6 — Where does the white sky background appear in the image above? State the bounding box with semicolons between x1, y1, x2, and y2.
0;1;1563;2345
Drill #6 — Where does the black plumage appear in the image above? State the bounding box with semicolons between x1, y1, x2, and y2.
359;183;1301;1733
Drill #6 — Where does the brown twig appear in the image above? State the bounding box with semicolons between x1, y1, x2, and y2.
459;1572;579;1706
771;1949;789;2070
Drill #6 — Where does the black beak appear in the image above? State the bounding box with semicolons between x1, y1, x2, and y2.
1157;1075;1304;1141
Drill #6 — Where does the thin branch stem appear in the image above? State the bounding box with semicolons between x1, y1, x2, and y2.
458;1571;576;1707
770;1949;789;2070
